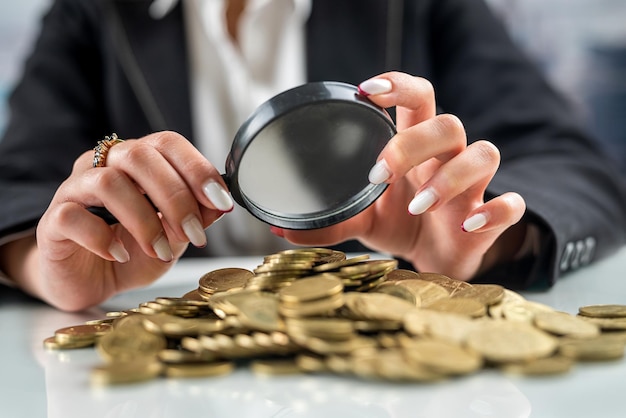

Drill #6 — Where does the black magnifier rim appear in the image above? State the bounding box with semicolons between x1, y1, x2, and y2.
225;81;396;230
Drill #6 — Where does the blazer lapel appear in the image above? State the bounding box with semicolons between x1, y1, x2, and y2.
306;0;393;84
110;0;194;141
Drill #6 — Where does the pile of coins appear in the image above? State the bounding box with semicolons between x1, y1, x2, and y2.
44;248;626;385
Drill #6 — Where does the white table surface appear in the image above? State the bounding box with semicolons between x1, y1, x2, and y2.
2;249;626;418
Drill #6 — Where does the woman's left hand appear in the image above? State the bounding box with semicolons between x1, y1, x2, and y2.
275;72;526;282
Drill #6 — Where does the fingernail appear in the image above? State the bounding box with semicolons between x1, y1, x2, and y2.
182;215;207;247
270;226;284;237
408;188;438;215
462;213;488;232
108;240;130;263
203;181;234;212
152;234;173;262
368;159;391;184
358;78;392;96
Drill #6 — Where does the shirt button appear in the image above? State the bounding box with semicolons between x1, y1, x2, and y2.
579;236;596;266
560;242;575;272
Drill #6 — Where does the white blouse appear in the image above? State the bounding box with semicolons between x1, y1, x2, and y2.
166;0;310;256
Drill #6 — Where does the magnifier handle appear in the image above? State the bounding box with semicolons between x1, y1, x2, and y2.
86;206;119;225
86;196;159;226
221;173;230;188
87;174;231;225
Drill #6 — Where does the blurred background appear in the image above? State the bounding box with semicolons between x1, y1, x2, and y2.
486;0;626;170
0;0;624;167
0;0;50;135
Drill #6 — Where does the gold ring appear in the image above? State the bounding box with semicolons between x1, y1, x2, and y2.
93;133;124;168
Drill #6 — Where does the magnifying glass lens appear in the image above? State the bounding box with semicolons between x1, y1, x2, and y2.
227;82;396;230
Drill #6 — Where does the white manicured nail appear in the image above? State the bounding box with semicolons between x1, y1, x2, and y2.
108;240;130;263
368;159;391;184
358;79;392;96
462;213;488;232
152;234;173;262
203;181;234;212
182;215;207;247
408;188;438;215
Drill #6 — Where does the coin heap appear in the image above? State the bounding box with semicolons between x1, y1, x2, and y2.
44;248;626;385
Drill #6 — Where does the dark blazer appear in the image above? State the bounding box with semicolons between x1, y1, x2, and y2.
1;0;625;288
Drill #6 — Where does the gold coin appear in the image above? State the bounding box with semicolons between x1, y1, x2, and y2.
250;359;301;375
402;338;483;375
312;254;370;273
338;259;397;276
84;318;117;326
233;292;283;332
501;299;554;323
142;313;225;337
343;292;418;321
488;289;526;319
372;282;419;306
576;315;626;331
424;297;486;318
44;335;96;350
501;355;573;376
404;309;482;344
295;353;328;373
254;261;314;274
199;268;254;294
91;360;162;385
578;304;626;318
395;279;449;307
534;311;600;339
415;272;472;296
466;321;558;363
352;319;403;332
316;249;347;264
181;289;205;301
285;317;355;341
325;354;352;374
452;284;505;306
157;349;215;364
559;336;626;361
303;335;377;355
373;349;443;382
54;323;112;345
278;274;343;303
165;361;234;378
384;269;420;282
278;292;345;318
96;316;167;362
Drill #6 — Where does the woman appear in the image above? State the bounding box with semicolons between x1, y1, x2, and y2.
0;0;624;311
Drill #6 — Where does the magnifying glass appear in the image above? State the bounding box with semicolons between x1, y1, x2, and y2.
90;81;396;230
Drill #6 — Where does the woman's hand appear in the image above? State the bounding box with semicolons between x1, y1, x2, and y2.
26;131;233;311
277;72;527;282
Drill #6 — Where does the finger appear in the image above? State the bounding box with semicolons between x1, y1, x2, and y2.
142;131;234;212
407;140;500;215
358;72;437;129
461;192;526;233
39;201;129;264
368;114;467;185
103;136;211;248
71;167;174;261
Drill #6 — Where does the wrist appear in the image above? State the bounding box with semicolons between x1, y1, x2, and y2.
0;234;39;291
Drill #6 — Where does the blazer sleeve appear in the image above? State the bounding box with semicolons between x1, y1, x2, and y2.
418;0;626;287
0;0;113;239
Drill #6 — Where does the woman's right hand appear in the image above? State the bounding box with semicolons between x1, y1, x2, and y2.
22;131;233;311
